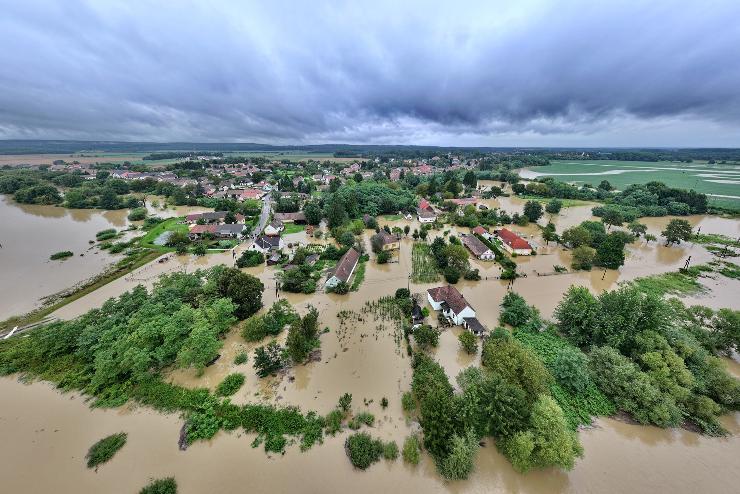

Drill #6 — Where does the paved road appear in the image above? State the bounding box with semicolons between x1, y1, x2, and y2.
251;196;271;238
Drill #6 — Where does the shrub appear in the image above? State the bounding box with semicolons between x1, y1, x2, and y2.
86;432;127;468
345;432;383;470
443;266;460;284
464;269;481;281
439;429;478;480
96;228;117;240
236;250;264;268
380;397;389;408
253;341;284;377
338;392;352;412
395;288;410;299
401;391;415;412
458;331;478;354
127;207;147;221
139;477;177;494
328;281;350;294
241;315;267;341
402;435;421;465
377;250;391;264
233;352;248;365
413;324;440;349
349;411;375;429
382;441;399;461
325;409;344;435
50;250;73;260
215;373;245;397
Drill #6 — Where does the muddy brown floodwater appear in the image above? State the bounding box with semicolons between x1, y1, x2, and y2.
1;192;739;493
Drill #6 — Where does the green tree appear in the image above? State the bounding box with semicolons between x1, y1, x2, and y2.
523;200;544;223
463;170;477;189
502;395;583;473
594;232;626;269
176;317;222;374
554;286;600;346
545;198;563;214
414;325;440;349
481;336;552;400
552;347;591;394
253;341;284;377
561;226;592;248
571;245;596;270
662;219;693;245
628;221;647;237
458;331;478;354
210;268;264;319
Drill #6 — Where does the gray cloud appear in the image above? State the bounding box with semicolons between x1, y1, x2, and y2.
1;0;739;146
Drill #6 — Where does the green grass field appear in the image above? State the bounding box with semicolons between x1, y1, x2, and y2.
521;160;740;210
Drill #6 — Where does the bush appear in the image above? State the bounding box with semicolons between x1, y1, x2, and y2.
127;207;147;221
439;429;478;480
215;373;245;397
443;266;460;284
233;352;248;365
402;435;421;465
349;411;375;429
464;269;481;281
328;281;350;294
458;331;478;354
380;397;389;408
139;477;177;494
345;432;383;470
241;315;267;341
96;228;117;241
253;341;284;378
383;441;399;460
325;409;344;435
395;288;410;299
401;391;415;412
50;250;73;260
236;250;264;268
86;432;127;468
377;250;391;264
413;324;440;349
338;392;353;412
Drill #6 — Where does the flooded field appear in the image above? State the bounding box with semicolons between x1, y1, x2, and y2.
1;190;739;493
0;196;130;318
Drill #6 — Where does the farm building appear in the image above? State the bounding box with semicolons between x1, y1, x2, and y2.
494;228;533;256
325;248;360;289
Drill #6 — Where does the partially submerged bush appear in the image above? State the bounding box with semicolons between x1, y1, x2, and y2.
139;477;177;494
86;432;127;468
50;250;73;260
345;432;383;470
215;373;245;396
402;435;421;465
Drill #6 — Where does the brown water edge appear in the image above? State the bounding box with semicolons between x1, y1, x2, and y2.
1;377;739;494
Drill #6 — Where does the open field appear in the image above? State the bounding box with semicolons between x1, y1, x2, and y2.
520;160;740;209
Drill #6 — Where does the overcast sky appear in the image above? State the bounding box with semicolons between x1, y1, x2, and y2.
1;0;739;146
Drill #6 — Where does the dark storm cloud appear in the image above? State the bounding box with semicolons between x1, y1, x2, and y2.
1;0;739;145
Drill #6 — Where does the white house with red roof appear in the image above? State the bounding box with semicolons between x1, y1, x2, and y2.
495;228;533;256
427;285;488;335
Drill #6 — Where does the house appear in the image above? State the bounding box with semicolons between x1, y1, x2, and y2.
250;235;284;254
495;228;533;256
185;211;244;224
417;208;437;223
325;248;360;289
463;317;487;336
273;211;306;224
472;225;495;242
240;188;266;201
461;234;495;260
188;223;246;240
427;285;476;326
418;198;433;212
305;253;320;266
264;219;284;236
389;168;402;181
376;230;400;251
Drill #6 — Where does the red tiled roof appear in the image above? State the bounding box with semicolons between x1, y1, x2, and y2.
427;285;472;315
189;224;217;235
419;198;432;211
496;228;532;250
472;225;486;236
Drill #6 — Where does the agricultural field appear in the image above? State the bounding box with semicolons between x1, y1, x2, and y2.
410;243;440;283
520;160;740;209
